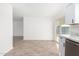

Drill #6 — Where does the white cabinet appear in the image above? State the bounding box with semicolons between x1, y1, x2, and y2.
65;3;79;24
65;4;75;24
75;4;79;23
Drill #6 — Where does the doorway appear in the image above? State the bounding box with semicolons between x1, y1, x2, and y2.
13;17;23;47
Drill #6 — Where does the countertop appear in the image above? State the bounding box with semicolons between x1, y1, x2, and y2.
59;34;79;43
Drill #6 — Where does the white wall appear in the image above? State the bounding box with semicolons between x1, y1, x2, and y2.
0;4;13;55
24;16;53;40
13;17;23;36
75;4;79;23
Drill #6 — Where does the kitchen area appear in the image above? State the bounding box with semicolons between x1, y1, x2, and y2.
58;3;79;56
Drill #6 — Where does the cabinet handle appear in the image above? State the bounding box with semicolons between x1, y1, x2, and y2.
71;41;79;46
67;39;79;46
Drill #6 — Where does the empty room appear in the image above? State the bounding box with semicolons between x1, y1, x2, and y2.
1;3;79;56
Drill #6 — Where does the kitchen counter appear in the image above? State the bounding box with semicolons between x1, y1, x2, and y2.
59;34;79;43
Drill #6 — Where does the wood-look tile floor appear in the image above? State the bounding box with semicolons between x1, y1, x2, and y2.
5;37;59;56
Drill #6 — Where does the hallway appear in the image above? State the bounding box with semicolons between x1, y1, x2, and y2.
5;37;59;56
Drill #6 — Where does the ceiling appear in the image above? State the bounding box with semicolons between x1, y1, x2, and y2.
11;3;65;18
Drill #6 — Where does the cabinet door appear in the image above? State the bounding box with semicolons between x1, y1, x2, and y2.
65;39;79;56
75;4;79;23
65;4;75;24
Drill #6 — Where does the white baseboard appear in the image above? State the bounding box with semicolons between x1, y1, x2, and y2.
24;38;53;40
0;47;13;56
23;39;53;40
